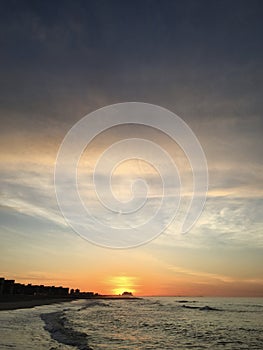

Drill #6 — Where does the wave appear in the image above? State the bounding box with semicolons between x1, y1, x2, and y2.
176;300;197;303
41;311;93;350
181;304;221;311
143;299;164;307
78;300;110;311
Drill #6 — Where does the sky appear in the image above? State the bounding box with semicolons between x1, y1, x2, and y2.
0;0;263;296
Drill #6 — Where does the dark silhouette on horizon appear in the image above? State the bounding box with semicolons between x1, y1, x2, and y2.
0;277;97;298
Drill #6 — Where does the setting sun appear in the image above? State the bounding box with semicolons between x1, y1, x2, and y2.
108;276;137;295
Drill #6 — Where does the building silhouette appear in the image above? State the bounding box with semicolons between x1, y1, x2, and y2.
0;277;69;297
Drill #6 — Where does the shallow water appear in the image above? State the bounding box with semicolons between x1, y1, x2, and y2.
0;297;263;349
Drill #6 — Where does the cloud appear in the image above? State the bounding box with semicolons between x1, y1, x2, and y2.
167;265;263;285
154;195;263;250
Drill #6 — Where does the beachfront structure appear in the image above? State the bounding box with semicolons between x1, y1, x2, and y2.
0;278;15;295
0;277;69;296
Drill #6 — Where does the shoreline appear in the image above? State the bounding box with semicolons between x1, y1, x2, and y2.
0;298;73;311
0;295;141;311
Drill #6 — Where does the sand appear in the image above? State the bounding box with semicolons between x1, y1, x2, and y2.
0;297;73;311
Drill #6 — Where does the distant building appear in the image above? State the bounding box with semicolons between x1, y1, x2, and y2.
0;277;69;297
0;278;4;295
0;277;97;298
0;278;15;295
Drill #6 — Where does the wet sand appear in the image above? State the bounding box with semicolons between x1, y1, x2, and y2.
0;297;73;311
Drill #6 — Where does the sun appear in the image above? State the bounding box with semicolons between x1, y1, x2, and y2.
113;288;134;295
109;276;137;295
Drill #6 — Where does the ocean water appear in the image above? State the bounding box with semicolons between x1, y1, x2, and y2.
0;297;263;349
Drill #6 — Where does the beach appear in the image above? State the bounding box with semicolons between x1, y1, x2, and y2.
0;296;73;311
0;297;262;349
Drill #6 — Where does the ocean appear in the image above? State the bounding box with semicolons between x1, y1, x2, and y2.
0;297;262;349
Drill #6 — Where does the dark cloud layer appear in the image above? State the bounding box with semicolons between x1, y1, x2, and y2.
1;0;263;127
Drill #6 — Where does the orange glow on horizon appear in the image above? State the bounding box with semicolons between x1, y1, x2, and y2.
107;276;138;295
